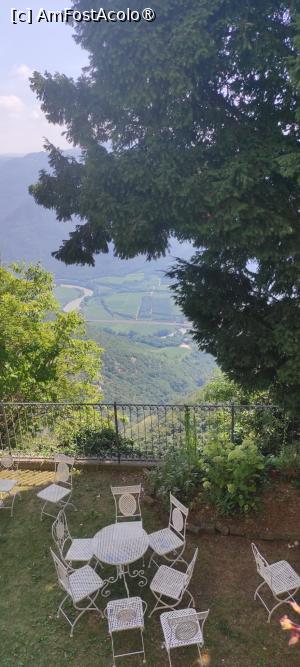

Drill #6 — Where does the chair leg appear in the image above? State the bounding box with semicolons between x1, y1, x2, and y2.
140;628;146;664
166;648;173;667
197;644;203;666
186;589;195;608
148;550;157;569
110;632;116;667
149;591;181;617
57;593;69;619
163;545;188;569
10;493;17;517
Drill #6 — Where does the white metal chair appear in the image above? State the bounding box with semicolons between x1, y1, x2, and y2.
37;461;75;520
149;548;198;617
111;484;142;524
105;596;147;667
0;454;20;517
148;494;188;569
54;454;75;470
50;548;104;636
52;509;94;565
251;543;300;622
160;607;209;667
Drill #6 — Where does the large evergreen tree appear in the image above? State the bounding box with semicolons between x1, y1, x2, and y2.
30;1;300;411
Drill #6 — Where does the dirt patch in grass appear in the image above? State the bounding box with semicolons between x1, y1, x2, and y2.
0;468;299;667
190;480;300;542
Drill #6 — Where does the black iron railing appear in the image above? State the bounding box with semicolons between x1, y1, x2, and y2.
0;401;292;461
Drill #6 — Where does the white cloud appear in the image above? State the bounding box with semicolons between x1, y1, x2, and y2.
14;64;33;81
30;108;41;120
0;95;24;114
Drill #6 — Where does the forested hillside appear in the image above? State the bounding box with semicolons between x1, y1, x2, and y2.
89;328;215;404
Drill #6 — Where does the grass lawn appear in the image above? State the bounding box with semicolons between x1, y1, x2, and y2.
0;467;299;667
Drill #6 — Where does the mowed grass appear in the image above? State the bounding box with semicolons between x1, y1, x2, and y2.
0;467;299;667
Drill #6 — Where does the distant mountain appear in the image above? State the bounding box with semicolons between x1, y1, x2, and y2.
0;152;192;281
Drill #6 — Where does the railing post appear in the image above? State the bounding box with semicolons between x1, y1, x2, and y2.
1;403;11;452
231;404;235;443
113;401;120;463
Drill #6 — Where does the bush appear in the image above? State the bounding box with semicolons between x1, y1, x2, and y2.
60;425;136;458
199;433;266;514
271;443;300;478
147;448;202;506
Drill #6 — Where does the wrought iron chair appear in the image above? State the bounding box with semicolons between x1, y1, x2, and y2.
160;607;209;667
52;509;94;566
251;542;300;622
105;596;147;667
0;454;20;517
50;548;104;636
37;461;75;520
54;454;75;470
149;548;198;617
148;493;188;569
111;484;142;525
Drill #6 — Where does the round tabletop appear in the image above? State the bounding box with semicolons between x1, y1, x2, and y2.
93;522;149;566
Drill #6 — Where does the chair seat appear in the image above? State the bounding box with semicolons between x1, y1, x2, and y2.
148;528;184;556
161;608;203;648
0;479;17;493
69;565;104;603
37;484;70;504
106;597;144;633
150;564;187;600
65;538;93;562
263;560;300;595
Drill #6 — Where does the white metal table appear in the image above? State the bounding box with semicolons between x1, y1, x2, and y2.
93;522;149;597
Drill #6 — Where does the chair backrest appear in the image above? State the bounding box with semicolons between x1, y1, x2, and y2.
111;484;142;522
52;510;71;558
0;454;17;471
169;494;188;542
54;462;72;488
251;543;269;576
167;609;209;644
54;454;75;470
50;547;71;596
185;548;199;585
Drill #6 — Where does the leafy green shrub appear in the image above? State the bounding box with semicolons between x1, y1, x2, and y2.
60;425;136;458
147;448;202;506
199;433;266;514
271;443;300;478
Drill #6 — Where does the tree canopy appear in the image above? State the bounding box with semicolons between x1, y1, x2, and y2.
0;264;102;402
30;1;300;411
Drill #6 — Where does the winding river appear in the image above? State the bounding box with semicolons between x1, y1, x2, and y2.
61;284;93;312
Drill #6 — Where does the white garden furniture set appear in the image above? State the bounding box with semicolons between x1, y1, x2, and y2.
3;452;299;666
34;458;210;665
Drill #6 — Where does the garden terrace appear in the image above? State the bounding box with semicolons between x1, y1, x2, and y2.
0;466;299;667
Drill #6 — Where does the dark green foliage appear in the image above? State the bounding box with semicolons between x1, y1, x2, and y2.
30;1;300;411
89;328;215;403
62;425;136;458
147;449;202;506
199;433;266;514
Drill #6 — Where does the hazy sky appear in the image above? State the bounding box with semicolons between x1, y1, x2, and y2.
0;2;87;154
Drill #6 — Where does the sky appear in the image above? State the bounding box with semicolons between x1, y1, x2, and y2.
0;2;87;154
